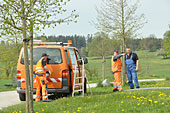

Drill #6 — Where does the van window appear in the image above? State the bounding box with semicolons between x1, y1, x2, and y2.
65;50;70;65
75;50;81;61
68;48;77;65
21;48;62;64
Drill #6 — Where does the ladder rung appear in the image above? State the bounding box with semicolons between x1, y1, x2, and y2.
75;77;83;79
75;83;83;86
73;89;84;92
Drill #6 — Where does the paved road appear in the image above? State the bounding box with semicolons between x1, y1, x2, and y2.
0;91;21;110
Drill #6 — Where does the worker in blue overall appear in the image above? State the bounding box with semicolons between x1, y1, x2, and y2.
125;48;140;89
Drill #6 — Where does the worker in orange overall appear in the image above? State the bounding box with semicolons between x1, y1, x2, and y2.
111;50;125;92
35;53;52;102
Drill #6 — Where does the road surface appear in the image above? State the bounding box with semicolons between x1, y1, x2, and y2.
0;91;21;110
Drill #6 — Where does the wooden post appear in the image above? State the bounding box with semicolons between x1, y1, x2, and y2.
29;21;34;113
102;56;106;80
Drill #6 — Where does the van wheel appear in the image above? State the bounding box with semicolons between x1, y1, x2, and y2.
19;93;26;101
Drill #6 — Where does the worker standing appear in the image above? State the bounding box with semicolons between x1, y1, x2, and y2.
125;48;140;89
35;53;51;102
112;50;125;92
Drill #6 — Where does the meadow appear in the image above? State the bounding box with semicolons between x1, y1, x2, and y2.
86;50;170;83
1;81;170;113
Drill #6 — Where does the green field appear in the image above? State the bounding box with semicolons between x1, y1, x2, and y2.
1;81;170;113
86;50;170;83
0;79;16;92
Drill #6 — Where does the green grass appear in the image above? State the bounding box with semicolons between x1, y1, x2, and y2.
1;81;170;113
86;50;170;83
0;80;16;92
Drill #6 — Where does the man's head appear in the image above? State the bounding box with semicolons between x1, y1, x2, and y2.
42;53;48;60
126;48;131;54
114;50;119;56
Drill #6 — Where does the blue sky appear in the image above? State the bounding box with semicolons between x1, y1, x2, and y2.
41;0;170;38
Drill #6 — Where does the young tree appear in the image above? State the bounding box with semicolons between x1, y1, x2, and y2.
163;29;170;55
0;0;78;112
88;32;120;80
94;0;146;85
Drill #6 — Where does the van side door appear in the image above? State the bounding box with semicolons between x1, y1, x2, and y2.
67;48;81;89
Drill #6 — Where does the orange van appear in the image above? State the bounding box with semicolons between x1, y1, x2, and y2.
16;41;88;101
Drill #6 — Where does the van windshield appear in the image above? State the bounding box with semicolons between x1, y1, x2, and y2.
21;48;62;65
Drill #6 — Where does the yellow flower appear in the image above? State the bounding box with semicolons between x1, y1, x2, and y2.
74;112;76;113
162;102;165;105
122;109;125;112
92;112;95;113
137;103;140;106
142;103;144;105
149;99;152;102
42;109;45;112
154;101;158;103
78;107;82;110
77;109;80;112
36;112;38;113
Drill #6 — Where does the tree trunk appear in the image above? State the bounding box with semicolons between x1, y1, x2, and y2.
102;56;106;80
21;1;31;113
121;0;126;86
29;21;34;113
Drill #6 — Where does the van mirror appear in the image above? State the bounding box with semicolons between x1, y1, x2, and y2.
79;60;82;65
83;57;88;64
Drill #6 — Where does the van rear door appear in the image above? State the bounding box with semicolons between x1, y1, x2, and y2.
20;48;63;89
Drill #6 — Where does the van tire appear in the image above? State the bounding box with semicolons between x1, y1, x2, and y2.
19;93;26;101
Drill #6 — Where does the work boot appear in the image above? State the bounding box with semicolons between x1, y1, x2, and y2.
42;99;52;102
113;89;118;92
136;86;140;89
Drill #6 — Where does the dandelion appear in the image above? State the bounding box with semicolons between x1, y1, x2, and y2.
154;101;158;103
142;102;144;105
137;103;140;106
121;101;124;104
77;109;80;112
122;109;125;112
36;112;38;113
78;107;82;110
149;99;152;102
42;109;45;112
162;102;165;105
92;112;95;113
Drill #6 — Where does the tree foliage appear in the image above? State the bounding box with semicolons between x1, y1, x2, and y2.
163;29;170;55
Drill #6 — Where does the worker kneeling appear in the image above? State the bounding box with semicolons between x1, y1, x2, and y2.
35;53;52;102
112;50;124;92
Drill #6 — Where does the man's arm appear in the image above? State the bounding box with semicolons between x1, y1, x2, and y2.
42;59;51;74
113;54;125;61
136;60;139;72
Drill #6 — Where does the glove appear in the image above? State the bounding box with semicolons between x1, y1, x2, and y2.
46;73;49;77
49;71;52;75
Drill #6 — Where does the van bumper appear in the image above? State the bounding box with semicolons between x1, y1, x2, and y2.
17;86;70;94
